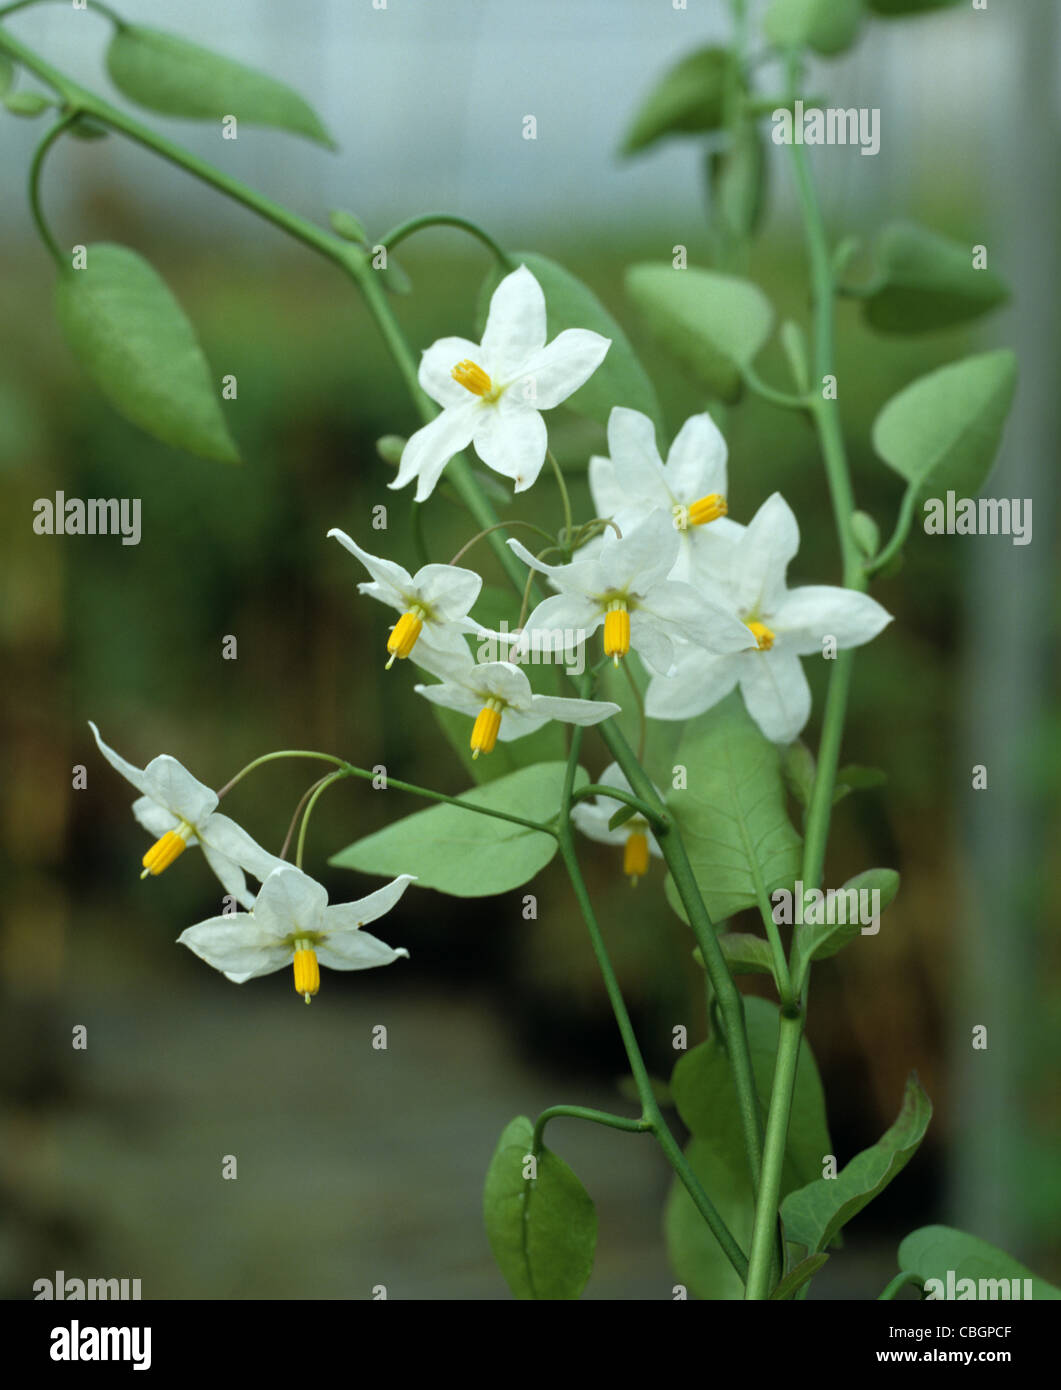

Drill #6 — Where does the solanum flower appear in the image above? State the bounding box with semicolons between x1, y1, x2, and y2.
390;265;610;501
570;762;663;886
413;648;620;759
90;722;283;908
645;493;892;742
589;407;743;583
177;864;412;1003
327;528;480;666
507;509;755;675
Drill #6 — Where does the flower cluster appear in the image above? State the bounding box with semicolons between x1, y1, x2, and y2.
91;265;894;996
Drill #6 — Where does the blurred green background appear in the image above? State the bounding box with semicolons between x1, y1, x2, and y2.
1;0;1058;1298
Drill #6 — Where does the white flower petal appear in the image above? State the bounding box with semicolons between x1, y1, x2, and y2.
570;801;626;847
739;652;812;744
327;530;410;604
663;412;728;502
597;509;679;595
199;844;257;912
316;930;410;972
627;615;675;676
733;492;800;618
391;404;479;502
520;593;602;651
773;586;893;656
253;865;328;938
414;680;482;720
131;796;178;839
201;813;285;884
89;721;148;796
323;874;417;932
472;399;548;493
529;693;621;726
518;329;611;409
418;336;489;408
141;755;218;826
641;581;757;655
645;648;739;721
506;538;599;596
495;706;551;741
588;453;637;527
412;563;482;620
606;407;669;502
177;916;292;980
480;266;547;377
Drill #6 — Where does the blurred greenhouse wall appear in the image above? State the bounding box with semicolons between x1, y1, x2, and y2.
1;0;1057;1299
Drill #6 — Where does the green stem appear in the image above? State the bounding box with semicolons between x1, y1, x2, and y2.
27;112;75;264
742;364;809;411
567;783;669;834
866;480;918;578
217;749;553;836
531;1105;652;1153
745;1009;803;1299
379;211;513;269
294;771;347;870
448;519;554;568
598;719;764;1194
546;448;574;556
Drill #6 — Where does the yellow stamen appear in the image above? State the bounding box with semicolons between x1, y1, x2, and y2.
746;620;775;652
140;826;190;878
603;601;630;667
386;606;425;667
623;831;649;885
470;700;503;759
293;941;320;1004
688;493;728;527
451;359;494;398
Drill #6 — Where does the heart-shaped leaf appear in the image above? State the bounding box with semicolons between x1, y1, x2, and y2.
763;0;865;56
622;46;738;155
862;222;1009;334
897;1225;1061;1300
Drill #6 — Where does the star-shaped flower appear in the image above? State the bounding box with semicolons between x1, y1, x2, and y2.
327;528;480;666
588;407;743;583
390;265;610;501
90;722;283;908
645;493;893;742
570;762;664;885
413;648;620;758
177;864;413;1003
507;509;755;675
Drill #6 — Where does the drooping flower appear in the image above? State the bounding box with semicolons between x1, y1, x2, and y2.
90;722;283;908
412;647;620;759
645;493;893;742
570;762;663;886
177;864;412;1003
327;528;480;667
507;509;755;675
589;407;744;583
390;265;610;501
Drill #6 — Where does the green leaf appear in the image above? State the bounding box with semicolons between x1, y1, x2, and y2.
607;802;638;832
850;510;880;559
708;122;767;247
626;263;773;403
868;0;961;15
794;867;900;964
897;1226;1061;1301
477;251;661;429
862;223;1009;334
672;996;832;1193
329;761;582;897
780;1072;932;1253
872;350;1018;500
781;739;816;808
54;243;239;463
621;46;738;155
3;90;53;117
666;997;831;1299
763;0;865;56
105;25;334;147
664;693;802;923
833;763;887;804
714;933;776;977
483;1116;597;1300
770;1252;829;1299
0;53;15;98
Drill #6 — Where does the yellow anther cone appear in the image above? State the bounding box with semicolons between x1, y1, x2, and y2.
451;359;493;397
746;620;775;652
293;947;320;1004
141;829;188;878
688;494;728;526
470;705;502;759
386;610;423;666
623;831;649;884
603;606;630;666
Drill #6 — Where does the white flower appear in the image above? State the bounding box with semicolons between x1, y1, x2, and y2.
645;493;893;743
412;647;620;759
507;509;755;675
327;528;480;666
177;864;412;1003
589;407;744;583
570;762;663;885
90;722;283;908
390;265;610;501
